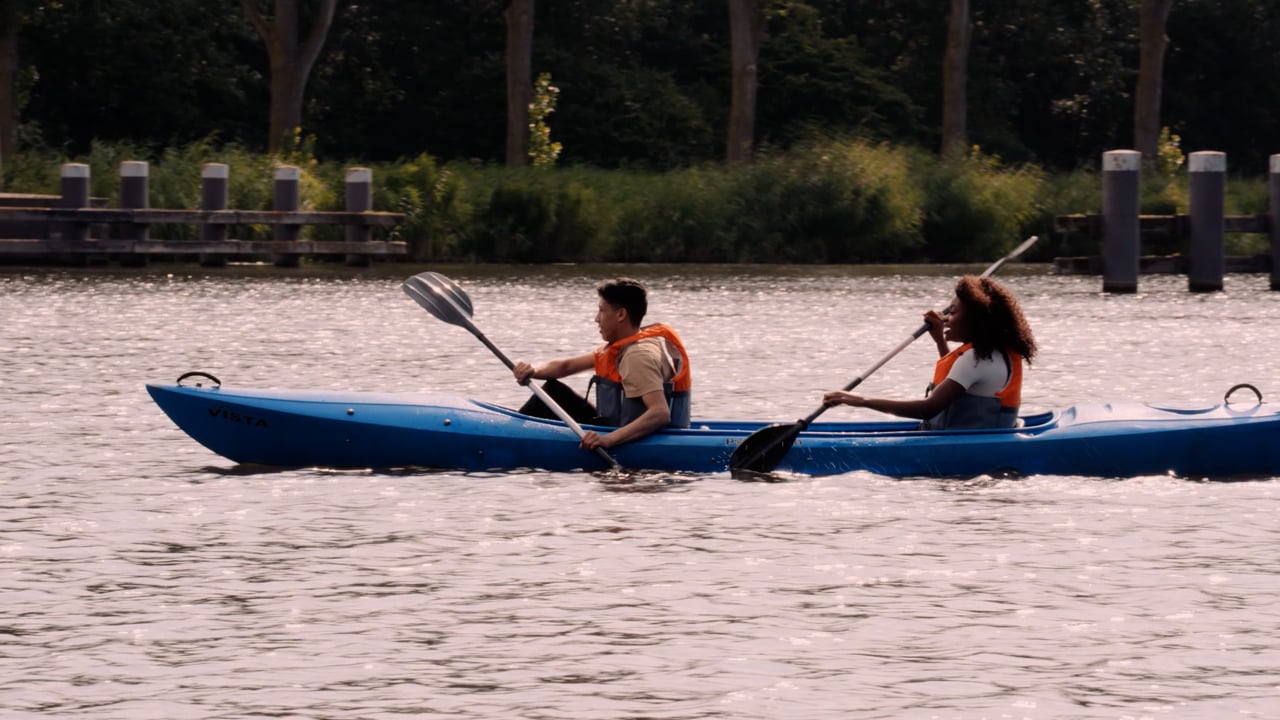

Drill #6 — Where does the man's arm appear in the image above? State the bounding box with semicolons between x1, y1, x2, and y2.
513;353;594;384
580;389;669;450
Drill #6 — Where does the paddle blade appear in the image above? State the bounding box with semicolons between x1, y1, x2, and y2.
729;422;804;472
402;272;475;326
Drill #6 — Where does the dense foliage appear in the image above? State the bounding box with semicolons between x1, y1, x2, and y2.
7;135;1269;264
13;0;1280;172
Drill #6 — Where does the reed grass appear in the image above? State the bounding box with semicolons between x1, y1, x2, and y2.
4;136;1270;263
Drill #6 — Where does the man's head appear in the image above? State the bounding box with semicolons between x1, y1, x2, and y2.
595;278;647;342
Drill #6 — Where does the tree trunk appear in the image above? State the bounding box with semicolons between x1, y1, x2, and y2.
940;0;970;159
504;0;534;167
1134;0;1175;170
241;0;338;154
727;0;765;165
0;0;20;188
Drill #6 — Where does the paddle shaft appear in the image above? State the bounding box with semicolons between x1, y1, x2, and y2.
795;235;1039;429
457;315;620;470
403;272;621;470
793;322;932;429
729;235;1040;471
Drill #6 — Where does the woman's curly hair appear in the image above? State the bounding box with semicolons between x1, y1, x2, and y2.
954;276;1037;362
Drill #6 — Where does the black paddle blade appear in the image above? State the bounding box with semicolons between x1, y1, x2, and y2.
729;421;805;472
402;272;474;326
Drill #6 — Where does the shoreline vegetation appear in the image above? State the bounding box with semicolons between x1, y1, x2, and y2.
5;136;1273;264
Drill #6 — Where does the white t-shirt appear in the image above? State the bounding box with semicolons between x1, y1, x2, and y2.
944;348;1012;396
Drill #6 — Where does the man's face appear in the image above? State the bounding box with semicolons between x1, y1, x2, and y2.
595;298;627;342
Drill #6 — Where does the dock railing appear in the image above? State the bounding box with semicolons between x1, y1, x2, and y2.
0;161;407;267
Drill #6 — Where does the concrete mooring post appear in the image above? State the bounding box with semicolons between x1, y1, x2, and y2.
58;163;91;245
344;167;372;267
273;165;301;268
118;161;150;267
1187;151;1226;292
1102;150;1141;293
1271;154;1280;291
119;161;150;242
200;163;229;268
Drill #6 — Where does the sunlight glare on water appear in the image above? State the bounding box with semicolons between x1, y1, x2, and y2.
2;264;1278;719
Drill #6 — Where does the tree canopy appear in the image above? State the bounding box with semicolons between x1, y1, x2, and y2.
11;0;1280;172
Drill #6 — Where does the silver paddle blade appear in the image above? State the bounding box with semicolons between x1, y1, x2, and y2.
402;272;474;325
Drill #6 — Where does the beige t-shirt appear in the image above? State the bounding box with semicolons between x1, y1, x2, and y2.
616;337;677;398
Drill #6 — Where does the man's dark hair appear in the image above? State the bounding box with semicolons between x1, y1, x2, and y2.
597;277;648;325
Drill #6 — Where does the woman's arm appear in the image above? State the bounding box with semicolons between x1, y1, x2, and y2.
823;379;966;421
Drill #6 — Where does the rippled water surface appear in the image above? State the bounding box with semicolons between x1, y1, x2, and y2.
3;263;1279;719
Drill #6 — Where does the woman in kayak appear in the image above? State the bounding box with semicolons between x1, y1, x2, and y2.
823;275;1037;429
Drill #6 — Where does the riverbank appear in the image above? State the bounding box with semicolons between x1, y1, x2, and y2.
3;136;1273;265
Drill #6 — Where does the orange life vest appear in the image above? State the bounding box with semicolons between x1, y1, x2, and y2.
591;323;692;427
924;343;1023;429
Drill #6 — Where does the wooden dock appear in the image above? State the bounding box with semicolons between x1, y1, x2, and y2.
1053;253;1272;275
1054;150;1280;291
0;206;407;266
0;163;408;267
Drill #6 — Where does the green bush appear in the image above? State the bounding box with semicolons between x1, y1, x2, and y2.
1035;168;1099;257
466;174;609;262
375;155;471;260
474;181;551;261
610;169;736;262
1224;176;1271;255
728;139;923;262
915;151;1045;262
6;136;1268;265
548;181;607;261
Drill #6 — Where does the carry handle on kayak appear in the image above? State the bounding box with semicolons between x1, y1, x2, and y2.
402;271;622;471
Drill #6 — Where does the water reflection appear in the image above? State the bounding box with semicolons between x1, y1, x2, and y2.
3;265;1279;719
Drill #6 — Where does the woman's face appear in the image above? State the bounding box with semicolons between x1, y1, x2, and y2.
944;296;968;342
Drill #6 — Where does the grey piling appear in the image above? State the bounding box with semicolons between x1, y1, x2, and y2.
344;167;372;267
1101;150;1141;294
273;165;301;268
118;161;149;267
200;163;229;268
58;163;91;245
120;161;150;242
1271;155;1280;291
1187;151;1226;292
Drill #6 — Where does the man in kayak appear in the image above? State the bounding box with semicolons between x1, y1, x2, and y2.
513;278;693;450
822;275;1037;429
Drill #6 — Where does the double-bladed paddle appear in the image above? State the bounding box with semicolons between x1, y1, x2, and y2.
402;271;622;471
729;235;1041;474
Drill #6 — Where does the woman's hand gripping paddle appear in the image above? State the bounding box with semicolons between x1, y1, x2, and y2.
728;235;1040;474
402;271;622;471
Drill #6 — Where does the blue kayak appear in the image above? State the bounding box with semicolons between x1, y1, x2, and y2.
146;379;1280;479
